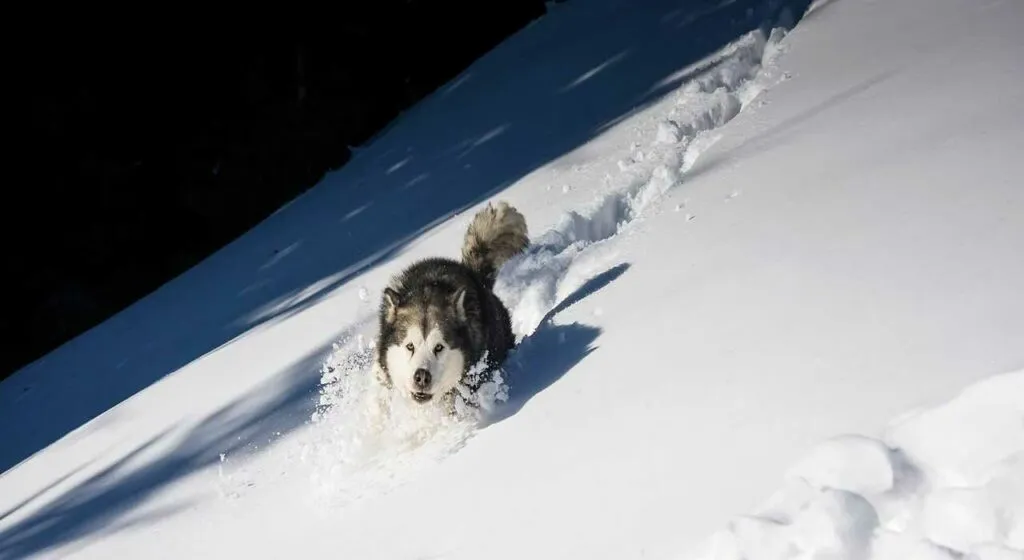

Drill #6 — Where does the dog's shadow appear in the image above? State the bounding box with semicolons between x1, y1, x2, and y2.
483;263;630;426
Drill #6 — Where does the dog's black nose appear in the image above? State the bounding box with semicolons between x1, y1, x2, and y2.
414;368;431;388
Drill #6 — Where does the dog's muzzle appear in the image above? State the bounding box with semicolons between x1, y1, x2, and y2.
414;368;432;388
411;368;433;402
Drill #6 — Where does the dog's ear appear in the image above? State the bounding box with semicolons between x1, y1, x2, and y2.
451;286;468;321
382;287;401;324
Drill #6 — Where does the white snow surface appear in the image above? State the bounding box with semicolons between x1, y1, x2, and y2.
3;0;1024;558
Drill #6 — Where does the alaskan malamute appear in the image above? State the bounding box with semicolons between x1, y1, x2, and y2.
370;201;529;411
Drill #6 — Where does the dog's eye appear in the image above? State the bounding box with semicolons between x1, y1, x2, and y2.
405;343;414;353
433;343;444;355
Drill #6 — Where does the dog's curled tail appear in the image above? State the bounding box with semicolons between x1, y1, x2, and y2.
461;200;529;289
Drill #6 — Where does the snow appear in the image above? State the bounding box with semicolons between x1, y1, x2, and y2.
691;371;1024;560
2;0;1024;558
785;435;897;496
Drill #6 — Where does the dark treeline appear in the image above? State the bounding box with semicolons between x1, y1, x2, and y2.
7;1;553;381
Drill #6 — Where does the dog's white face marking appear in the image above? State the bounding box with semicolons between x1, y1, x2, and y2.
384;325;465;402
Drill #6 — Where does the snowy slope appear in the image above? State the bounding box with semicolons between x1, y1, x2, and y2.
3;0;1024;558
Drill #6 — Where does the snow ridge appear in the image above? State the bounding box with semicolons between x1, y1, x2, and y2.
687;370;1024;560
294;24;793;511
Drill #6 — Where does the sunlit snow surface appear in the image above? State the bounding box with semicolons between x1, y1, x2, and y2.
2;0;1023;557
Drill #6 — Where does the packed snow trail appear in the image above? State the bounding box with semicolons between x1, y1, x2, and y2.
494;25;793;339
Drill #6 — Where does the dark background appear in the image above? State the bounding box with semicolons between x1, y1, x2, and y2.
7;1;554;381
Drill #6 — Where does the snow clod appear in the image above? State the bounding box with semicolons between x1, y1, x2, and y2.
786;434;896;496
923;487;1000;553
655;120;683;144
788;488;879;560
967;543;1024;560
870;531;959;560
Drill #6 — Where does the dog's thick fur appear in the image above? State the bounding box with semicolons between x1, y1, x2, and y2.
371;201;528;409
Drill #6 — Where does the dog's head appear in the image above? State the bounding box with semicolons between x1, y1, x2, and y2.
378;284;473;404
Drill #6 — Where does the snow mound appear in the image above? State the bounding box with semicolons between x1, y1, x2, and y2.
688;369;1024;559
885;371;1024;489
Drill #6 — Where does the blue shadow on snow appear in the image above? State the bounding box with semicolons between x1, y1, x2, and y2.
486;263;631;425
0;333;349;560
